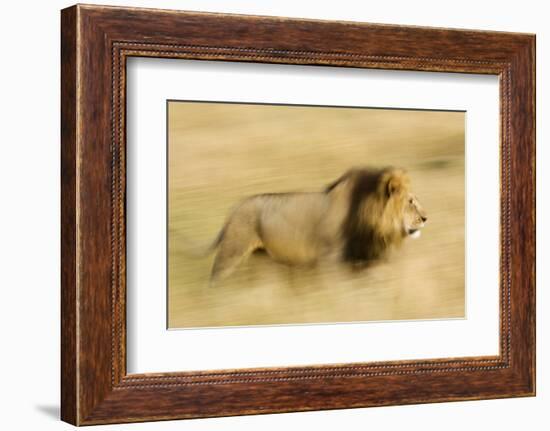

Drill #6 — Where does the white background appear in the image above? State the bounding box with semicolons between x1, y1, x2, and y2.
127;60;499;373
0;0;546;430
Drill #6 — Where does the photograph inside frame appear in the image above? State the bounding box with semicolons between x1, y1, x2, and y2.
167;100;465;329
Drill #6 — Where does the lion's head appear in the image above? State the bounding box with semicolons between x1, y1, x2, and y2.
376;167;427;239
327;166;427;264
401;192;427;239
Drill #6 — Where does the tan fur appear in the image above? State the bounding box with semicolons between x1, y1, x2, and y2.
208;167;427;283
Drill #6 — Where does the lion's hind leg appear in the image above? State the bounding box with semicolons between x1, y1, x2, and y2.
210;219;262;286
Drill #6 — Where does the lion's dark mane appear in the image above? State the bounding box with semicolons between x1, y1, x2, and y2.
326;168;391;265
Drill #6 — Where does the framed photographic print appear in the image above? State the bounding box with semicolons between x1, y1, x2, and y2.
61;4;535;425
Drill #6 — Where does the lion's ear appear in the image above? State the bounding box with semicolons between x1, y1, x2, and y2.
382;169;408;197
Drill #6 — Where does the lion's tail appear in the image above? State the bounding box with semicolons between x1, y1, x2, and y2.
170;228;225;259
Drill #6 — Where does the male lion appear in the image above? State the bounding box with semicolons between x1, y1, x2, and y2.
202;166;427;283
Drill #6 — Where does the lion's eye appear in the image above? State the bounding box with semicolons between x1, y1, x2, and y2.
409;198;414;204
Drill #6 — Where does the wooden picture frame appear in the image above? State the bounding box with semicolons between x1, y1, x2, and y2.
61;4;535;425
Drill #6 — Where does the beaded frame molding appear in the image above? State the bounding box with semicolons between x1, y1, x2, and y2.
61;4;535;425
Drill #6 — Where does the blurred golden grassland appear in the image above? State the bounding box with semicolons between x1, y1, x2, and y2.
168;101;465;328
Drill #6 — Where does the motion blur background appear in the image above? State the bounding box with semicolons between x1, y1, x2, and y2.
168;101;465;328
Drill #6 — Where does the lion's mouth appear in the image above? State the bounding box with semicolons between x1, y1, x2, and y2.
408;228;421;238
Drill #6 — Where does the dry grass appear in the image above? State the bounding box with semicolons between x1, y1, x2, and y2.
168;102;465;328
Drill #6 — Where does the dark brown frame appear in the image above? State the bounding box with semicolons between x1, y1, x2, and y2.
61;4;535;426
